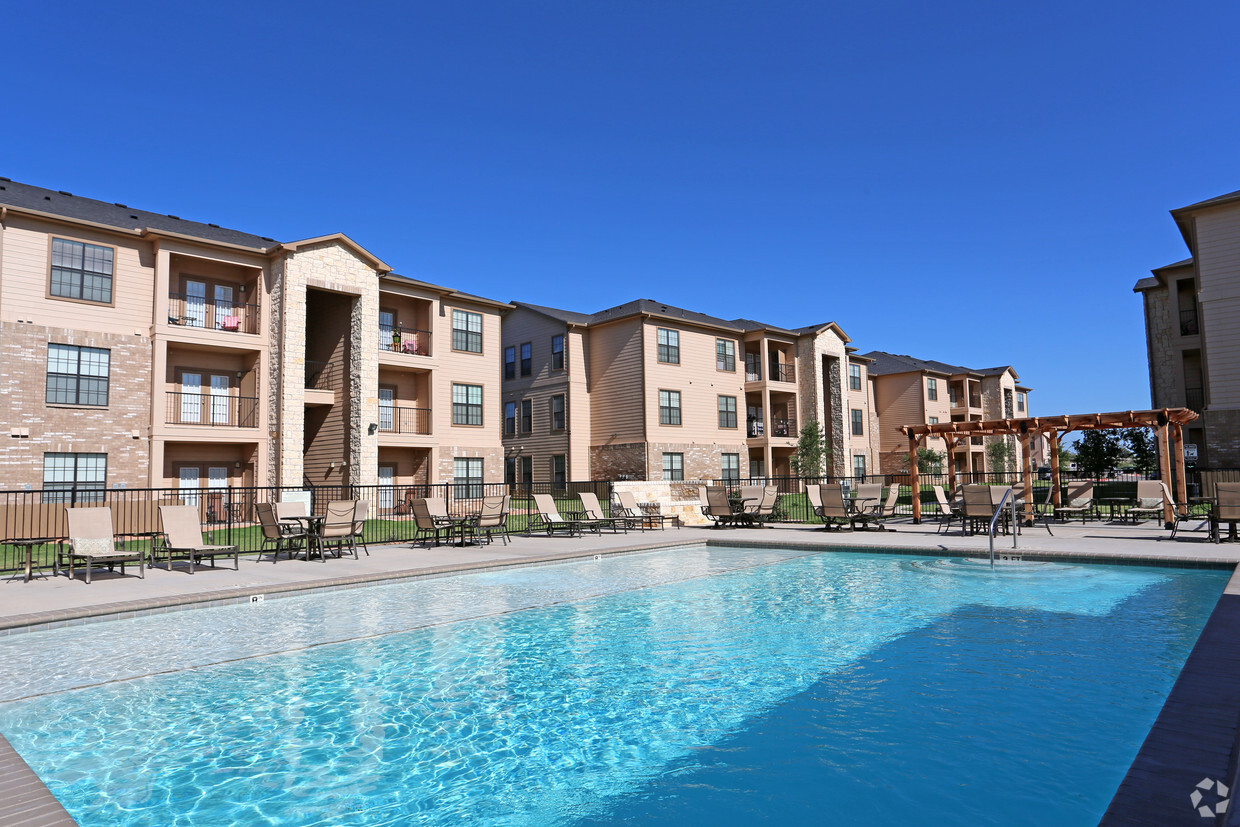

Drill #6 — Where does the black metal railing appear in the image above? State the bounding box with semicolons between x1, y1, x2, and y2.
770;363;795;382
165;392;258;427
378;405;432;435
379;325;431;356
305;361;340;392
1186;387;1205;412
168;294;260;334
1180;308;1199;336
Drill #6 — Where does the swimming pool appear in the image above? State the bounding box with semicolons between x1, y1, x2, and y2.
0;547;1226;825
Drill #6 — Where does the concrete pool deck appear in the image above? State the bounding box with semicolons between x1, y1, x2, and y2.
3;516;1240;826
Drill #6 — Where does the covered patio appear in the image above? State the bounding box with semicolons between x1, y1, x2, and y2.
901;408;1200;527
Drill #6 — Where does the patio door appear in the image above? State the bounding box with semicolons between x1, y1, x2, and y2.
378;465;395;511
207;466;229;521
185;280;207;328
379;310;395;351
181;373;202;423
379;387;395;431
209;375;231;425
179;466;200;505
214;285;235;330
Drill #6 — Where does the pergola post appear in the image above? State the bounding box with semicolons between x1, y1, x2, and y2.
1157;416;1173;528
945;436;958;498
1172;421;1188;514
1049;431;1062;508
909;433;921;523
1020;428;1034;526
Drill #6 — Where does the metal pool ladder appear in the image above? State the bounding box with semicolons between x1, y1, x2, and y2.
990;488;1018;569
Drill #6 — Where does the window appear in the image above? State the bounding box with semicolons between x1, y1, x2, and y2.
851;408;864;436
504;401;517;435
451;383;483;426
657;328;679;364
453;457;484;499
721;453;740;484
716;339;735;371
853;455;867;480
50;238;113;304
46;344;109;406
551;335;564;371
662;452;684;481
520;343;532;376
849;363;862;391
505;457;516;486
520;399;532;433
926;377;938;401
718;395;738;429
451;309;483;353
551;455;566;490
504;346;516;380
550;394;565;431
520;455;532;484
42;452;106;503
659;390;682;425
1018;393;1026;413
929;416;939;425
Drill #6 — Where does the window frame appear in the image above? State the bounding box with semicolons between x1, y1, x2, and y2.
551;454;567;490
503;346;516;380
451;383;484;426
656;328;680;365
848;363;862;391
520;342;532;376
853;454;867;479
850;408;864;436
716;338;736;372
48;236;116;306
1017;392;1026;412
504;401;517;435
658;389;682;426
520;399;532;433
721;453;740;484
451;309;483;354
46;343;110;407
551;335;565;371
662;452;684;481
926;377;938;401
42;452;107;503
453;457;484;499
550;394;566;431
717;395;738;429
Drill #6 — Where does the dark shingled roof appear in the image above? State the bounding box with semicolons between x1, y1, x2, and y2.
0;178;279;250
1173;188;1240;215
511;302;596;327
860;351;1016;379
512;298;838;338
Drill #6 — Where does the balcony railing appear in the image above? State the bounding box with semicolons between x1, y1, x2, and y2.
379;325;431;356
1180;308;1199;336
168;294;260;334
305;360;341;391
749;415;798;438
166;392;258;427
1186;387;1205;412
770;363;795;383
378;405;432;435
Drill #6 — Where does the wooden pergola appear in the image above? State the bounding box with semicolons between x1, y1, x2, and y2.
900;408;1200;527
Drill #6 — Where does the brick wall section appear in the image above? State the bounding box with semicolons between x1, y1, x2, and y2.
590;443;647;480
437;446;504;484
1204;410;1240;467
0;322;151;486
645;441;748;481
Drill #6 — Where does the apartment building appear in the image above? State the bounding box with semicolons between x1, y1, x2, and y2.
860;352;1034;474
1135;187;1240;468
502;299;863;482
0;178;508;498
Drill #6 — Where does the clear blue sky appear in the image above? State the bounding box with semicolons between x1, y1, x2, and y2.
6;1;1239;420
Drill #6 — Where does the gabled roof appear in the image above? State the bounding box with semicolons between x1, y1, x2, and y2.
1135;257;1195;293
861;351;1018;380
0;178;279;251
510;301;596;327
283;233;390;272
1172;188;1240;215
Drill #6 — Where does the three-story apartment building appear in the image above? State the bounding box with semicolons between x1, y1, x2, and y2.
0;178;508;498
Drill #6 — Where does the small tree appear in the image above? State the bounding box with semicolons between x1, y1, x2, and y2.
791;420;830;479
1075;430;1124;477
986;439;1014;481
1125;428;1158;476
916;447;945;474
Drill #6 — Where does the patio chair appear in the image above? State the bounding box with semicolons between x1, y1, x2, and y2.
319;500;360;558
699;486;740;528
1054;481;1095;524
577;491;629;534
256;501;307;563
351;499;371;556
1125;480;1167;524
530;493;600;536
748;486;780;528
58;507;145;584
808;484;859;531
1215;483;1240;543
156;505;240;574
392;488;419;516
275;500;309;533
424;498;458;531
874;484;901;523
409;499;451;547
961;485;997;536
465;495;510;545
615;491;671;530
932;485;961;534
853;483;884;518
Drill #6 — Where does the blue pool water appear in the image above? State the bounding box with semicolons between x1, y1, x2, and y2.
0;547;1226;826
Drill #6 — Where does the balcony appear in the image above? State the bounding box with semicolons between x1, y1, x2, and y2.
749;414;797;438
1186;387;1205;412
168;294;260;334
166;392;257;427
1180;308;1199;336
379;325;431;357
378;404;432;435
770;363;795;383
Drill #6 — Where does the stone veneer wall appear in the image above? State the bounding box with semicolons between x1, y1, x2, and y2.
265;256;285;487
590;443;648;480
645;442;749;482
0;322;151;486
1142;284;1178;410
795;332;848;476
612;479;709;526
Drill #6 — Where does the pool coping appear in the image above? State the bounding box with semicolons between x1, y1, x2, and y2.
3;537;1240;826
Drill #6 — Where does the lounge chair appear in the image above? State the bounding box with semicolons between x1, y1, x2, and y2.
156;505;240;574
615;491;672;530
699;486;740;528
256;501;307;562
932;485;961;534
463;495;510;545
1054;481;1095;523
577;491;628;533
1215;483;1240;543
1125;480;1167;524
318;500;359;558
58;507;145;584
530;493;600;537
351;499;371;556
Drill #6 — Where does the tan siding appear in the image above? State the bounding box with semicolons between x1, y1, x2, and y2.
588;318;645;443
435;300;504;482
1203;296;1240;408
643;322;746;443
872;372;925;453
302;297;352;485
1196;209;1240;410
